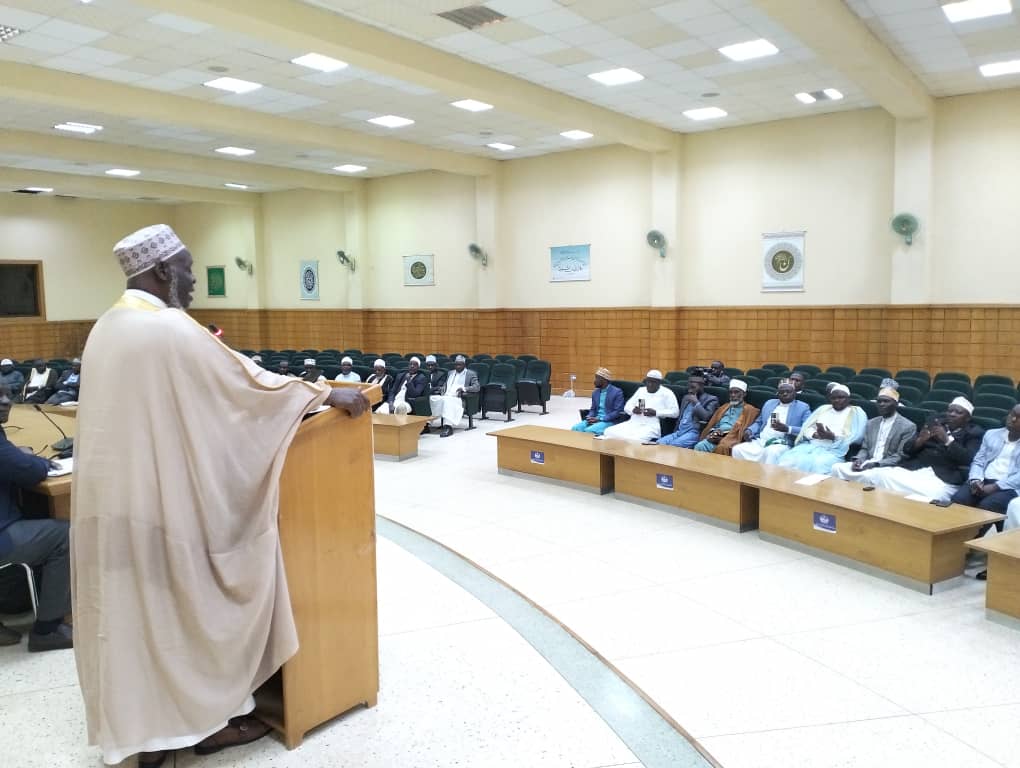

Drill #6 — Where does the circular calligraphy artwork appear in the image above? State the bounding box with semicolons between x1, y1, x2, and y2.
409;261;427;280
763;242;803;282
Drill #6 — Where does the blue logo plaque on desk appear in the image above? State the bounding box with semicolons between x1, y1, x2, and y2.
656;473;674;491
813;511;837;533
530;450;545;465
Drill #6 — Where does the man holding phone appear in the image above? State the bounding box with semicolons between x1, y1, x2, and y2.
951;403;1020;519
602;370;679;443
733;380;811;464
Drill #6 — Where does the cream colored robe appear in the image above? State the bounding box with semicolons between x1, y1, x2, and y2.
71;291;330;764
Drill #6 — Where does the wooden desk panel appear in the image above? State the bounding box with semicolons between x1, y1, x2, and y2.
968;531;1020;622
493;426;613;494
5;404;75;520
372;414;432;461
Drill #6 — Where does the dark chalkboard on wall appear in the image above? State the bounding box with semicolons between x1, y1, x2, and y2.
0;262;43;317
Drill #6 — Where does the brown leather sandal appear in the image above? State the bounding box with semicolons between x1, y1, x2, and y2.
193;715;271;756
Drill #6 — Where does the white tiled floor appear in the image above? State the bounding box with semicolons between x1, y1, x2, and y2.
374;396;1020;767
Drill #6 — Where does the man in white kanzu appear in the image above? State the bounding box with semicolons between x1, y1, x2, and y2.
602;370;679;442
71;224;369;768
429;355;480;437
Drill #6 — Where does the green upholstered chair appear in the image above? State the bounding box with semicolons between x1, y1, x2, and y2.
803;379;832;394
468;361;490;387
762;363;790;373
923;388;960;404
860;367;892;378
352;365;373;381
797;390;827;410
321;365;340;380
763;376;784;389
898;405;935;431
895;369;930;384
745;388;774;410
930;379;971;396
792;364;821;377
746;368;772;381
517;354;538;362
974;384;1017;399
897;385;924;406
510;359;527;381
814;371;846;383
517;360;551;414
896;375;930;395
724;367;744;377
481;363;517;422
973;406;1010;424
974;393;1017;411
933;371;971;386
665;370;688;383
851;397;878;419
848;381;878;400
495;354;515;362
850;374;884;388
827;366;856;379
975;374;1014;390
741;375;760;387
973;415;1004;430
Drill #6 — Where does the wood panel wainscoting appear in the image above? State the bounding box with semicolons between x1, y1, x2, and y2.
3;306;1018;392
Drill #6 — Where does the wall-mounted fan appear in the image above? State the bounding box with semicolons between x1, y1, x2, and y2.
234;257;253;275
468;242;488;267
336;250;356;273
646;229;667;258
891;213;918;246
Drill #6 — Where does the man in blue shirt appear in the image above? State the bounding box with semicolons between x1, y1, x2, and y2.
571;367;625;435
0;384;72;651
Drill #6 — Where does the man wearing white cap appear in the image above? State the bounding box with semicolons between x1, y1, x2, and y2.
571;367;625;435
778;384;867;475
428;355;480;437
951;403;1020;518
831;387;916;482
334;356;361;382
365;359;392;410
854;397;983;501
733;379;811;465
602;370;679;443
71;224;369;768
301;358;325;383
378;356;427;415
0;358;24;398
692;381;760;455
423;355;447;396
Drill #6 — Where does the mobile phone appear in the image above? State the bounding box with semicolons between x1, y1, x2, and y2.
638;399;645;410
862;486;875;492
930;498;952;507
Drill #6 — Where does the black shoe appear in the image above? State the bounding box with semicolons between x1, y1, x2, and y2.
421;425;431;435
976;570;988;581
0;622;21;646
138;751;169;768
440;426;454;438
28;623;73;652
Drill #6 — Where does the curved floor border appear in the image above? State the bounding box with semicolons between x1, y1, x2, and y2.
378;516;722;768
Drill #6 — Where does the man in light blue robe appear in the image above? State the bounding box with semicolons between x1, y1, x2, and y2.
778;384;867;475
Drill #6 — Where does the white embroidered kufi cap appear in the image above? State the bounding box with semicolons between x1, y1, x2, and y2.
113;224;185;277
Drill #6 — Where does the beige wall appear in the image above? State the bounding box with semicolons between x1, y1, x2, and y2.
0;194;174;321
932;90;1020;303
681;108;896;306
364;171;478;309
174;202;260;311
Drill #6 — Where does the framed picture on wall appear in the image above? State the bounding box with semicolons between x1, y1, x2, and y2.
206;265;226;298
550;244;590;282
300;260;320;300
761;232;805;292
403;254;435;286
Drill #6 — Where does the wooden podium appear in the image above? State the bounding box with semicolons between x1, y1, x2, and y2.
255;391;380;748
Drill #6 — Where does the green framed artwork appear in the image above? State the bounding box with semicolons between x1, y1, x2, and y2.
207;265;226;297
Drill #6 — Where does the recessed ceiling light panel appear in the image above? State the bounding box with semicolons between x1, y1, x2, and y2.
0;24;23;42
823;88;844;100
19;187;54;193
683;107;728;121
367;115;414;128
560;130;593;140
334;164;367;173
942;0;1012;23
451;99;494;112
487;142;515;151
105;169;140;177
980;58;1020;77
588;67;644;86
215;146;256;156
203;76;262;94
795;92;816;104
291;52;348;72
224;183;249;190
718;38;779;61
54;121;103;134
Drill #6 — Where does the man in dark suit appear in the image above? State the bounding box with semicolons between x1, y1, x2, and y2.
365;359;393;411
46;358;82;405
424;355;447;395
571;367;625;435
832;387;917;481
379;357;428;415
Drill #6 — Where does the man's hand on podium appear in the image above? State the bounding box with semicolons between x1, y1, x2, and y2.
326;387;370;418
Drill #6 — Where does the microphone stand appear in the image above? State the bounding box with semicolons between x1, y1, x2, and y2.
32;404;73;453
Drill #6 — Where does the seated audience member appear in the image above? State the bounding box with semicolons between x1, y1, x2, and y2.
788;371;806;396
378;357;428;415
571;367;625;435
365;359;392;410
831;388;916;481
334;356;361;382
428;355;480;437
424;355;446;394
853;397;983;502
703;360;730;388
951;404;1020;516
250;354;263;366
778;384;867;475
733;380;811;464
46;358;82;405
693;380;759;455
275;360;295;377
23;360;58;404
603;370;679;443
659;375;719;448
301;358;325;383
0;384;73;652
0;359;24;401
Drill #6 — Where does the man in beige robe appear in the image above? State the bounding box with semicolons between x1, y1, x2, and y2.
72;224;369;768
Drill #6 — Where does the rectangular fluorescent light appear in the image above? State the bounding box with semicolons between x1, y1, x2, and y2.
451;99;493;112
683;107;728;121
291;52;348;72
105;168;140;177
23;187;54;193
215;146;256;156
367;115;414;128
224;183;249;190
334;164;367;173
795;92;816;104
823;88;844;100
54;121;104;134
0;25;23;42
487;142;515;151
203;76;262;94
980;58;1020;77
560;129;593;140
587;67;644;86
942;0;1012;23
719;38;779;62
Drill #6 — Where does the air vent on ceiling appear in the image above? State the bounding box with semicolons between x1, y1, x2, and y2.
437;5;506;30
0;24;24;42
807;90;838;101
13;188;44;194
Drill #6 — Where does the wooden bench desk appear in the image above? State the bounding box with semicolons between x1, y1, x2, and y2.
491;425;614;494
967;530;1020;625
372;414;432;461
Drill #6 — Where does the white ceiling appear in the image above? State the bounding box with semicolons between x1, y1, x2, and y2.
0;0;1017;199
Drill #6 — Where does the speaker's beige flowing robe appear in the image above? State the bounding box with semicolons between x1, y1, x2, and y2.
71;291;330;764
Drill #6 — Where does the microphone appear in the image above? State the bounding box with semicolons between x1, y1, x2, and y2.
32;404;73;453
